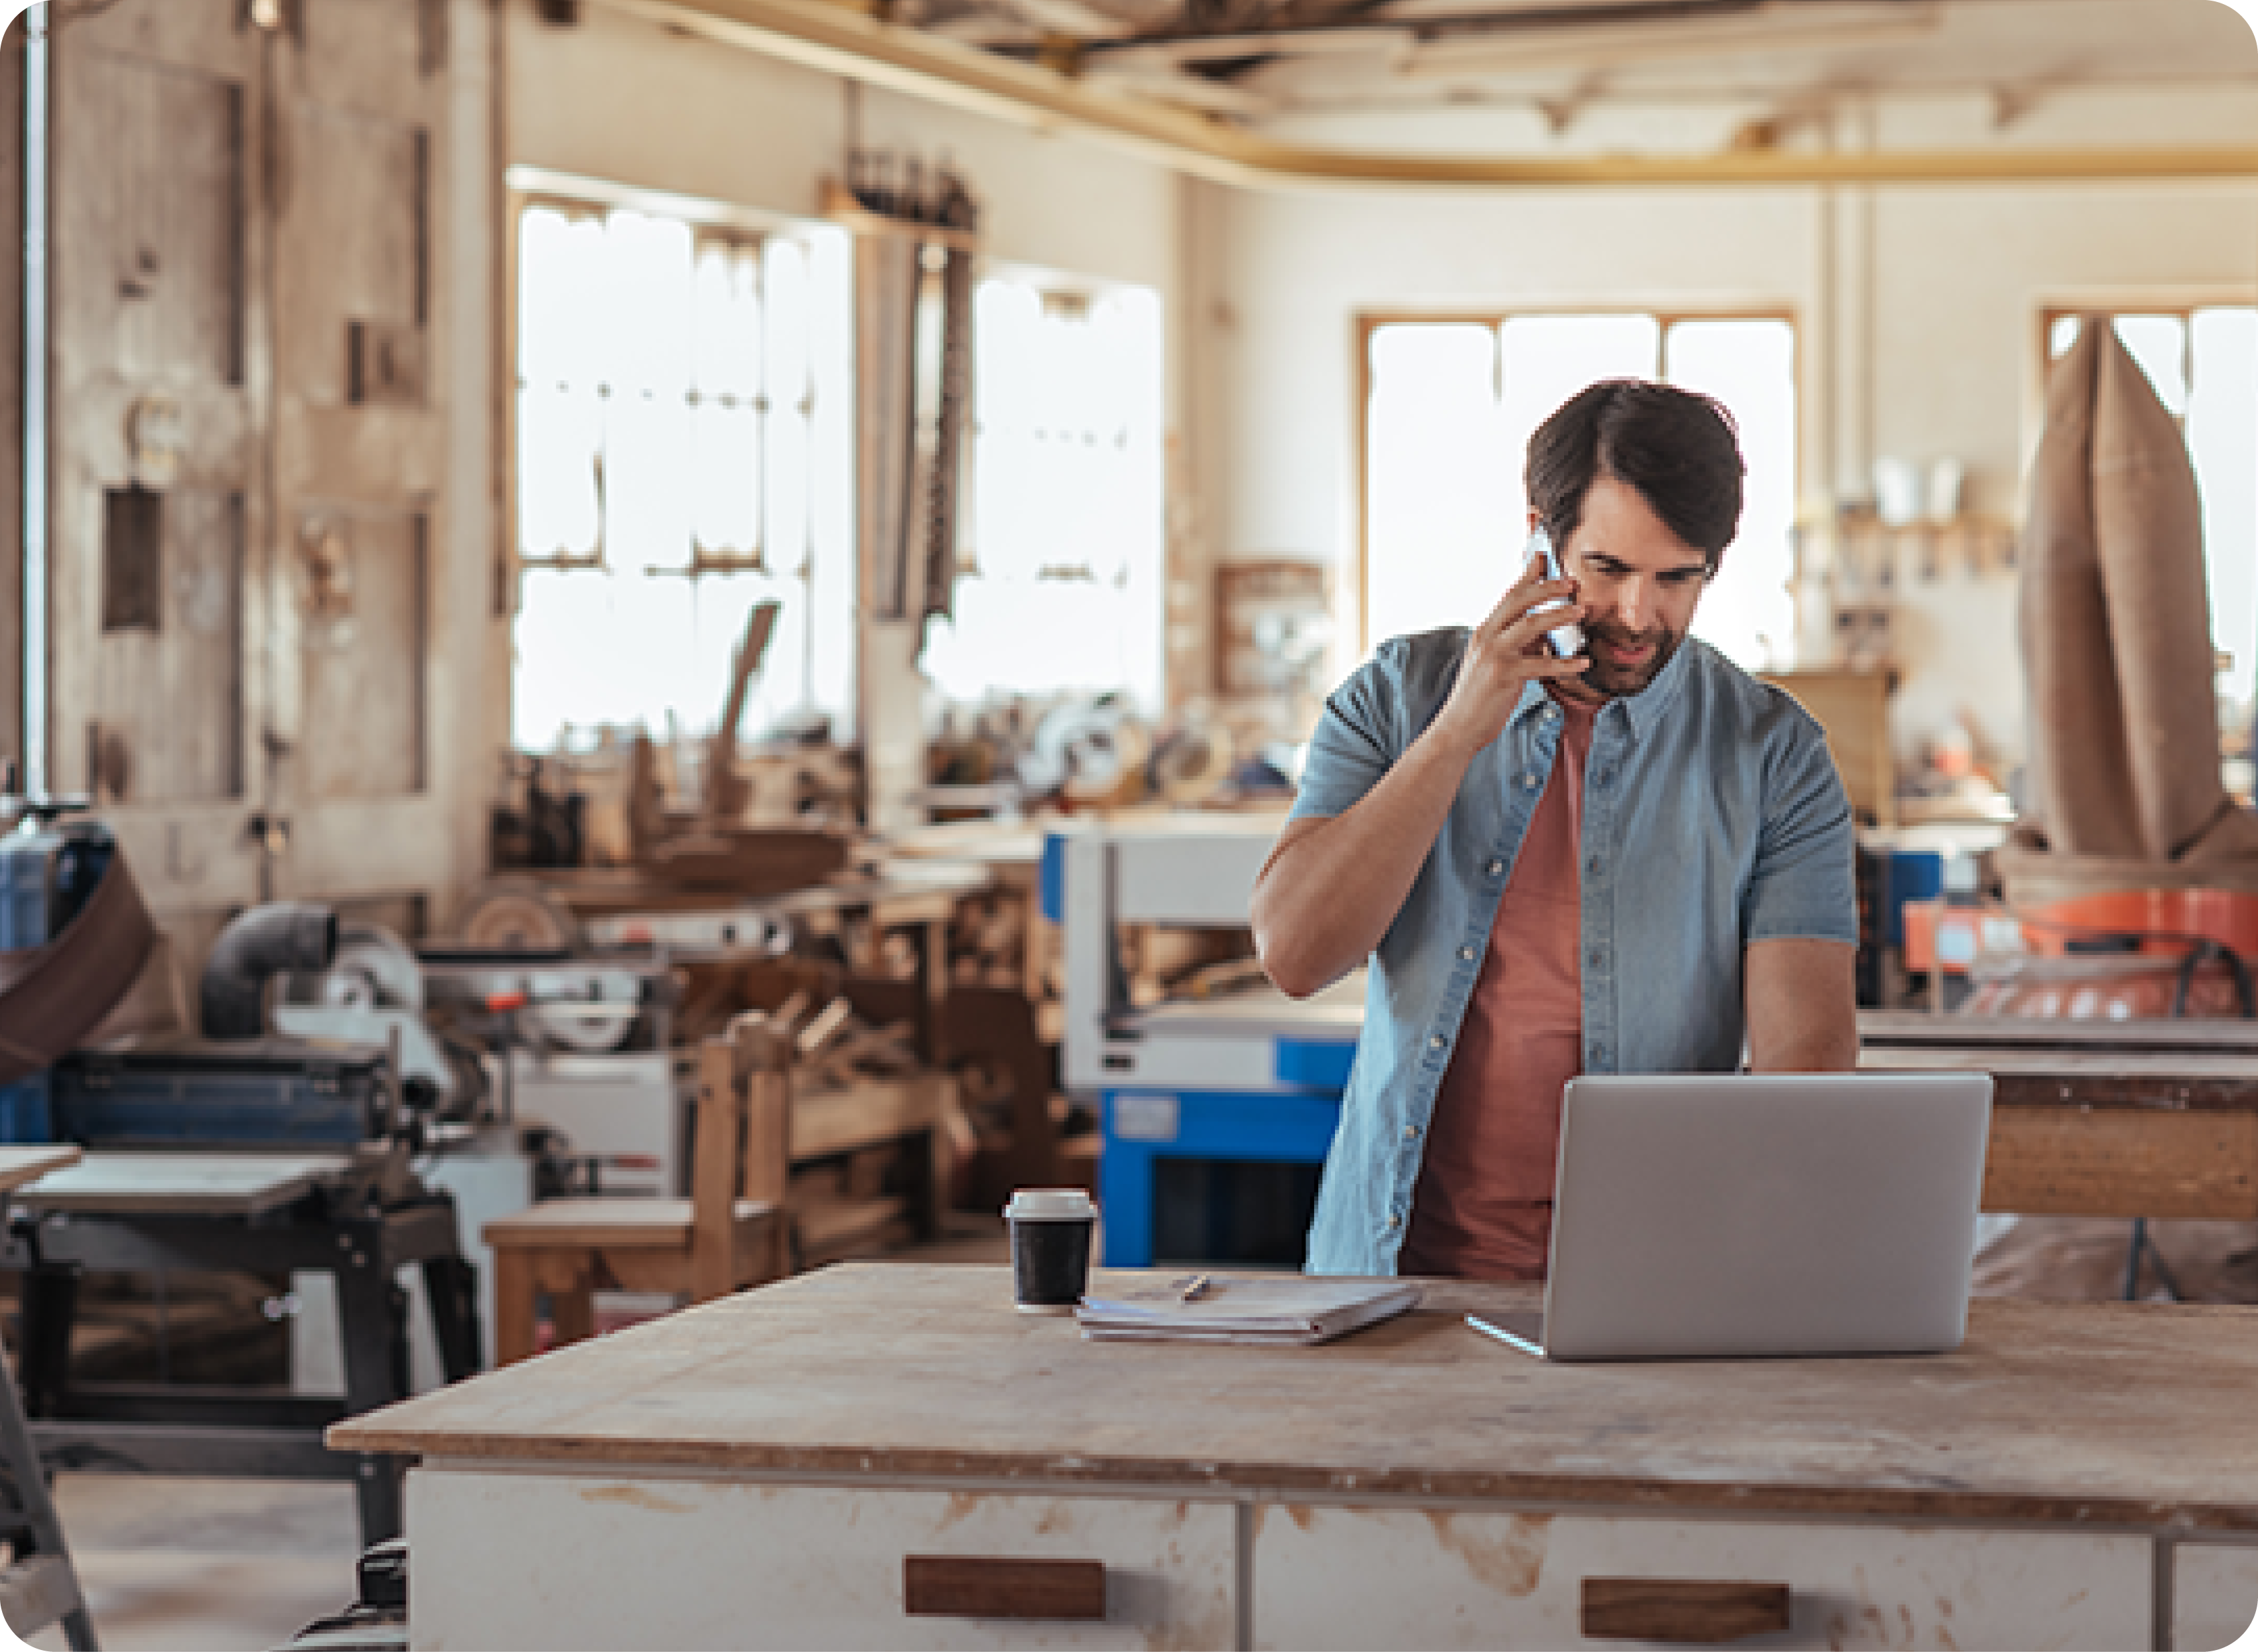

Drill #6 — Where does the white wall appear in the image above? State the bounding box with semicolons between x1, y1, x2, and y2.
1209;83;2258;780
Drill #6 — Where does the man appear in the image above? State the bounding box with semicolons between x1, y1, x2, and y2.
1251;379;1859;1280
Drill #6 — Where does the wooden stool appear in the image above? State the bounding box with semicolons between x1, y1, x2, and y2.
486;1019;790;1365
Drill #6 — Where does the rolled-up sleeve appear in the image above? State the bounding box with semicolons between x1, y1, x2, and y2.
1287;640;1409;825
1744;715;1859;944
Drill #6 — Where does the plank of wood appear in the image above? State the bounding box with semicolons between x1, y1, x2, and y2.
328;1264;2258;1534
1862;1043;2258;1092
1580;1577;1790;1644
791;1193;910;1262
1861;1012;2258;1054
903;1556;1106;1621
792;1075;946;1163
15;1152;344;1215
0;1145;82;1197
1982;1107;2258;1218
484;1199;695;1250
1861;1045;2258;1116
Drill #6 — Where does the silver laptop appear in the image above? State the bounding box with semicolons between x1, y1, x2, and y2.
1467;1071;1993;1361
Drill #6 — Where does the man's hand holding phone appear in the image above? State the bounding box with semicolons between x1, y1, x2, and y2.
1430;528;1590;763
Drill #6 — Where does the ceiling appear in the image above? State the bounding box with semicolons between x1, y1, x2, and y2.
885;0;2258;131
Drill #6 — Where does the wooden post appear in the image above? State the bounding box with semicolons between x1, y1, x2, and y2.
689;1035;740;1304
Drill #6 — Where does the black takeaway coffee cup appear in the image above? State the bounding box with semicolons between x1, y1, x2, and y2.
1005;1189;1097;1313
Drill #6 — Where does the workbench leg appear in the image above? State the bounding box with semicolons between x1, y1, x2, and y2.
16;1263;78;1420
336;1254;411;1545
491;1248;537;1366
0;1332;96;1649
547;1266;595;1353
2122;1218;2184;1302
420;1254;483;1380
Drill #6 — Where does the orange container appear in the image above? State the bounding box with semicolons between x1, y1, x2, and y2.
2019;889;2258;960
1903;898;2028;975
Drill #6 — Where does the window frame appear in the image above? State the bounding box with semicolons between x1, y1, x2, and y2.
923;263;1168;710
502;164;852;749
1352;304;1801;656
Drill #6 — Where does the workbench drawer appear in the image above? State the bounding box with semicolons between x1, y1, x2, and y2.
407;1471;1237;1651
1249;1503;2152;1650
2175;1542;2258;1650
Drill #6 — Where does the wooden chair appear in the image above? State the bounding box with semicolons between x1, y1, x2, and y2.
485;1016;792;1365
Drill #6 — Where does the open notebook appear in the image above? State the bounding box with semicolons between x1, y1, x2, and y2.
1076;1276;1421;1345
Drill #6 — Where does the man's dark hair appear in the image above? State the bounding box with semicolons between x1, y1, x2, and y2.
1525;380;1745;568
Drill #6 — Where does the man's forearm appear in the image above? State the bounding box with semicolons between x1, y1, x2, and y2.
1252;724;1482;997
1744;939;1861;1073
1749;1026;1861;1074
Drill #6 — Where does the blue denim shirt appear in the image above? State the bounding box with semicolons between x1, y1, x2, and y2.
1289;629;1858;1276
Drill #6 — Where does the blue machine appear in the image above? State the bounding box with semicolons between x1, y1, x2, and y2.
51;1039;393;1147
1046;820;1361;1266
0;804;119;1142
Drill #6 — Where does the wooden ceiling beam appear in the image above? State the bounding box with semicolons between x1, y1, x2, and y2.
608;0;2258;189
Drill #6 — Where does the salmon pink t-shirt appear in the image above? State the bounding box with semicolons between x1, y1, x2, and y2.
1398;696;1595;1280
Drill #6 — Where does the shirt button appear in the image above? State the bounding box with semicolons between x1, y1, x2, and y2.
1403;1124;1420;1140
1429;1034;1447;1051
1486;858;1504;877
1459;945;1477;962
1522;773;1539;790
1588;1043;1604;1063
1587;950;1603;968
1587;857;1602;875
1386;1213;1401;1229
1543;706;1559;722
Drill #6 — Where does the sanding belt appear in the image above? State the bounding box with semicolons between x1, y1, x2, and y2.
0;852;155;1087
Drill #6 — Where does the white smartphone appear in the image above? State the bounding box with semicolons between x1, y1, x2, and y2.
1528;525;1585;658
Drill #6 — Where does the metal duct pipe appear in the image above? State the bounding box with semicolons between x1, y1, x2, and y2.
201;903;338;1039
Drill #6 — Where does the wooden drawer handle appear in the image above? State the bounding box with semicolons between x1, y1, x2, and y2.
1581;1577;1792;1643
903;1556;1107;1621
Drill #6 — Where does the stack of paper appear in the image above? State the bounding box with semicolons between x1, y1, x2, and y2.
1076;1276;1422;1345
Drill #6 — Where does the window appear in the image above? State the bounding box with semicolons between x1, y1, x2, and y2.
2046;308;2258;721
511;200;854;754
918;279;1166;709
1361;313;1799;672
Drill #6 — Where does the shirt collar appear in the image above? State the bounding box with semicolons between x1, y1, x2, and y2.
1508;636;1696;742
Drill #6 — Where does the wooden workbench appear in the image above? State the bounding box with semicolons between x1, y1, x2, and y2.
1861;1012;2258;1219
334;1262;2258;1650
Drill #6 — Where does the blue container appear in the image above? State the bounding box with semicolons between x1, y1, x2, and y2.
0;816;116;951
0;1074;53;1143
0;814;113;1144
1881;849;1945;948
0;838;46;953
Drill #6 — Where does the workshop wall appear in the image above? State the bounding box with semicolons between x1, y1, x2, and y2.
21;0;502;970
1207;81;2258;781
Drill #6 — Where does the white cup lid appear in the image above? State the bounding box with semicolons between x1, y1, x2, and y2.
1005;1188;1095;1219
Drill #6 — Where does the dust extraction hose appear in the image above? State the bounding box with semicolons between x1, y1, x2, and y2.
200;903;337;1039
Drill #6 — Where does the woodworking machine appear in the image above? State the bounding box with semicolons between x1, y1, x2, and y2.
1046;816;1360;1266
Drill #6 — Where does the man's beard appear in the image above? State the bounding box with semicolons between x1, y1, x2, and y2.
1575;618;1685;700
